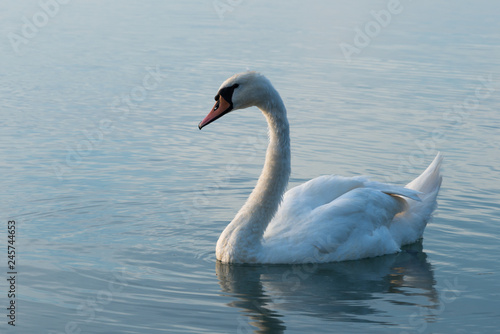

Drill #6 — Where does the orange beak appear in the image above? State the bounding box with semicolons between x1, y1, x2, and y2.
198;95;233;129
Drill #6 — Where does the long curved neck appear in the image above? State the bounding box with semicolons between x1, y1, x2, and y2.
216;94;291;263
246;99;291;225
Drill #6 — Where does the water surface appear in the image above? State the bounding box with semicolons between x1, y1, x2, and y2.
1;1;499;333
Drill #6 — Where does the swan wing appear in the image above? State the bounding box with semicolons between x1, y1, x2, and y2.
274;175;420;221
363;180;422;201
262;177;420;263
276;175;365;217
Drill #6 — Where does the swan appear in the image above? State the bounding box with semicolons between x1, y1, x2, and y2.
198;71;442;264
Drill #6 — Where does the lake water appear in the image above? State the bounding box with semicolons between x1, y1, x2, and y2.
1;1;499;333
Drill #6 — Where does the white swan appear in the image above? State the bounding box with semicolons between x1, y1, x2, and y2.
199;71;442;264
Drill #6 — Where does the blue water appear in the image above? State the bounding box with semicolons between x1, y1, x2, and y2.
1;1;499;333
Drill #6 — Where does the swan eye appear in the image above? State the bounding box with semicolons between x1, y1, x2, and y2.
213;100;220;111
217;84;240;104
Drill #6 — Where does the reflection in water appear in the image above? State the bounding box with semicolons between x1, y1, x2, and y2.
216;242;437;333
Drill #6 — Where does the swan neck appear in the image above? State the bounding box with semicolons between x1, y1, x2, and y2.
254;101;291;210
244;98;291;226
217;92;290;263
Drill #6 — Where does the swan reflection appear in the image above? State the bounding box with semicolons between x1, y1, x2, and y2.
216;242;437;333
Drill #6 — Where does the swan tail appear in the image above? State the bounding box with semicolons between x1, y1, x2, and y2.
391;153;443;246
405;152;443;194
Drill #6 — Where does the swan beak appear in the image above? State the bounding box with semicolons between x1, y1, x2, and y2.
198;96;233;129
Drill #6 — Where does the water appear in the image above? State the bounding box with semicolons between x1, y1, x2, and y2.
1;1;499;333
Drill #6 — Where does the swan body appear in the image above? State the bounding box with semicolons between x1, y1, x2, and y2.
199;71;442;264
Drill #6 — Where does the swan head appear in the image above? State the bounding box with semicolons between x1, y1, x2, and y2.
198;71;276;129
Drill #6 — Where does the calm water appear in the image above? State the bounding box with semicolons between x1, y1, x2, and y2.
1;1;499;333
